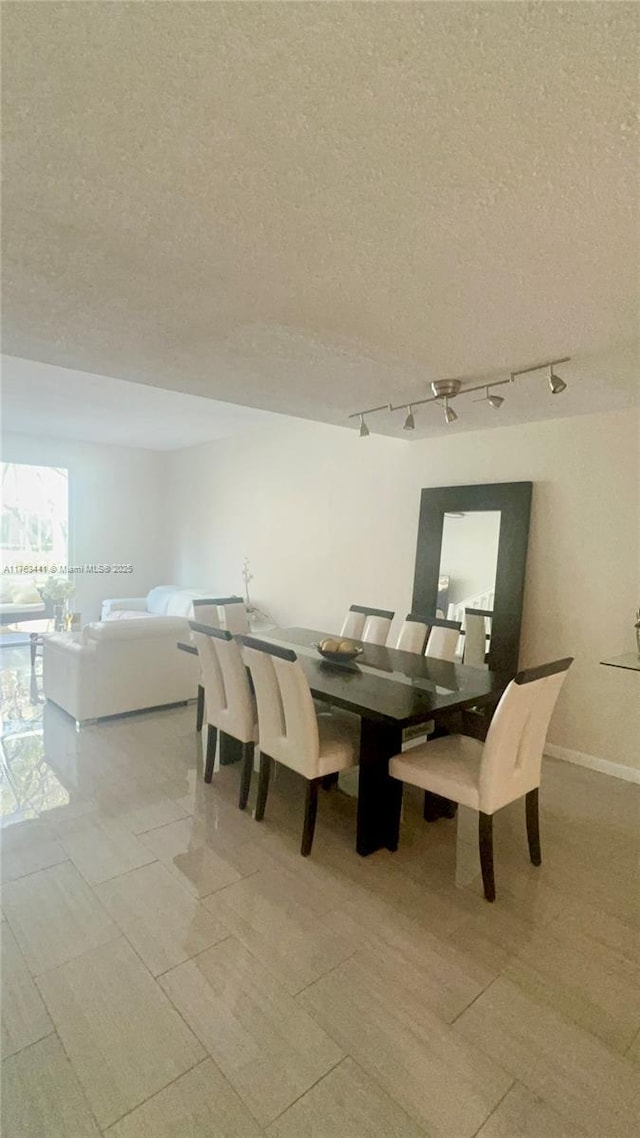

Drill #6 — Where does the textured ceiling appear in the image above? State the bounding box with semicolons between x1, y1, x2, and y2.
2;2;638;439
1;355;286;451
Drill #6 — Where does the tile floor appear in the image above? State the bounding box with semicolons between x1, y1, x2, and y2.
1;643;639;1136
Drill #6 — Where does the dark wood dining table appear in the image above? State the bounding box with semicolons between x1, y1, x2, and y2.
178;626;508;857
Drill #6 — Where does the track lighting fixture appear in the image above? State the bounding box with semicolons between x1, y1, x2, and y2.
473;385;504;409
443;398;457;424
548;367;567;395
348;355;570;436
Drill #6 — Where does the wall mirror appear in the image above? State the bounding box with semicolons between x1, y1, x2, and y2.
412;482;532;675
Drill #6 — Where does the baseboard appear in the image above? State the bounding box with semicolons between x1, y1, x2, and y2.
545;744;640;784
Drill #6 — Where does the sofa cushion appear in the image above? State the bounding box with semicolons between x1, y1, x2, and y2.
146;586;179;615
83;615;190;642
0;580;42;605
165;590;199;618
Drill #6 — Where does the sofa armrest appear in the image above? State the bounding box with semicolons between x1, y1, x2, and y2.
101;597;148;620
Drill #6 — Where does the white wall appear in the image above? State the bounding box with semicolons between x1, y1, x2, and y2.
1;432;170;620
166;408;639;774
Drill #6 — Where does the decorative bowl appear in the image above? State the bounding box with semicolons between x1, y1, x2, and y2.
315;639;363;664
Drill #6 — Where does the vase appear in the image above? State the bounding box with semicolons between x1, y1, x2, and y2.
53;601;67;632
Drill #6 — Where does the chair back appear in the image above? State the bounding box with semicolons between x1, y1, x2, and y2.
396;613;430;654
191;598;222;627
479;657;573;813
241;636;320;777
190;622;255;743
463;608;492;668
195;596;249;634
341;604;394;647
425;618;461;662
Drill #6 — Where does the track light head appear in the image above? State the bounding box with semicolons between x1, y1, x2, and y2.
403;406;415;431
487;389;504;409
549;367;567;394
359;415;370;438
443;397;458;424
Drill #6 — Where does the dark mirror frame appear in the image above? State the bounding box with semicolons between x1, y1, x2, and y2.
412;481;533;676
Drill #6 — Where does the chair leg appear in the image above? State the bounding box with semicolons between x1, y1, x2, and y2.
204;725;217;783
321;772;339;790
255;753;272;821
526;788;542;866
196;684;205;733
301;777;320;857
478;812;496;902
238;742;254;811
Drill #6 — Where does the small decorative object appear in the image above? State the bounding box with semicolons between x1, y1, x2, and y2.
242;557;254;613
635;607;640;658
41;576;75;632
315;637;363;664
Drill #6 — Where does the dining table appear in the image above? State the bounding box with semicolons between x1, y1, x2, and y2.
178;626;508;857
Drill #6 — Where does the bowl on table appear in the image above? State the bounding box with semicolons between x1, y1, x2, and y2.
314;638;363;664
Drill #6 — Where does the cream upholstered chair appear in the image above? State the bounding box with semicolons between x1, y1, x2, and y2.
340;604;394;646
389;657;573;900
395;613;430;654
241;636;360;855
190;623;256;810
192;598;249;732
425;618;461;662
463;608;492;668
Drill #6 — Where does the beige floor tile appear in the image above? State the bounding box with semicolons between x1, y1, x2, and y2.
141;817;247;897
476;1081;587;1138
299;958;512;1138
105;1058;262;1137
266;1056;428;1138
453;977;640;1138
1;818;56;850
206;867;356;994
627;1028;640;1066
503;922;640;1053
37;936;205;1128
548;896;640;967
159;936;343;1126
107;794;190;836
58;814;157;884
325;905;490;1023
1;835;68;882
95;861;230;975
1;924;53;1058
2;861;118;975
1;1034;100;1137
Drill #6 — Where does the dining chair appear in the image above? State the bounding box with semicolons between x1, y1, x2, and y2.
389;657;573;900
425;618;462;662
340;604;394;646
190;622;257;810
395;613;430;654
191;598;249;730
241;635;361;855
463;608;492;668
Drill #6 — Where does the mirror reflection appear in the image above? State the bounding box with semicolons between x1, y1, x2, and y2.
437;511;501;665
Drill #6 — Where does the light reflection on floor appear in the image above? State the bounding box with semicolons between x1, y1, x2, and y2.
0;643;70;825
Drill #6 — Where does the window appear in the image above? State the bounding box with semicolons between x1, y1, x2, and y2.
1;463;69;571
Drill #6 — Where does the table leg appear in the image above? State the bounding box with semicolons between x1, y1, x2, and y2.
356;718;403;856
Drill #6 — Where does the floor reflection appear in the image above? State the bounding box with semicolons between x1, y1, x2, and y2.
1;644;69;826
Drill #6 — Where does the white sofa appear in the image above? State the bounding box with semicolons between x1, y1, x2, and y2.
0;579;49;624
101;585;223;623
43;616;200;723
